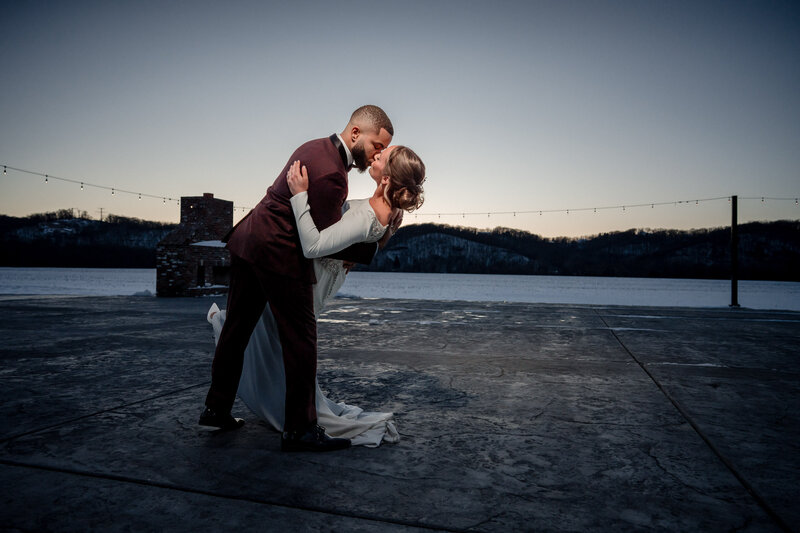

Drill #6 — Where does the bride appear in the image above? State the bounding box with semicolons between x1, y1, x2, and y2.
209;145;425;447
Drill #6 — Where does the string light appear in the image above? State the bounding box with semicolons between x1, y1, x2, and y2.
0;163;231;210
2;162;797;223
414;196;750;219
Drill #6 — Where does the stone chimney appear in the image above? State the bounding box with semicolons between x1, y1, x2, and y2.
179;193;233;241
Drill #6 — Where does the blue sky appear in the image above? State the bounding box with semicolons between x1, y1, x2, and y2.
1;0;798;237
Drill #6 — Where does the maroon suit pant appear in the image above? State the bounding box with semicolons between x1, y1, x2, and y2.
205;254;317;432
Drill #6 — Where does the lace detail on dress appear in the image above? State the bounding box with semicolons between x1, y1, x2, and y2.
349;199;386;243
365;215;387;243
313;258;346;317
316;257;342;276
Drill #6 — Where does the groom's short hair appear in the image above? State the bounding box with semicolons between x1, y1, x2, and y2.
350;105;394;136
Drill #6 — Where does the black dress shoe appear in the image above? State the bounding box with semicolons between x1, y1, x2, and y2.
198;407;245;431
281;424;351;452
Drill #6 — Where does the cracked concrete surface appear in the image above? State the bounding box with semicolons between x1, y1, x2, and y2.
1;295;798;531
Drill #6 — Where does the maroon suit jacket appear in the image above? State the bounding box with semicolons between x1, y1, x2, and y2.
225;136;377;283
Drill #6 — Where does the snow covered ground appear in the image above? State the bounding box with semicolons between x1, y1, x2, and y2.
0;268;156;296
342;272;800;310
0;267;797;311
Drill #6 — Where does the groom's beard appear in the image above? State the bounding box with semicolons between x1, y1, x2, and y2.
351;142;369;172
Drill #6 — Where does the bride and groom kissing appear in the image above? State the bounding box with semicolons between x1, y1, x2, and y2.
199;105;426;451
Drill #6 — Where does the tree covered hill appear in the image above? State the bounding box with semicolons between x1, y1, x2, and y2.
0;210;176;267
364;220;800;281
1;210;798;280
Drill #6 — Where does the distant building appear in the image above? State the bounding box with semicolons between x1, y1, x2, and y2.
156;193;233;297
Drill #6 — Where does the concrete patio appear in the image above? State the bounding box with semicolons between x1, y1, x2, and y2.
1;295;798;532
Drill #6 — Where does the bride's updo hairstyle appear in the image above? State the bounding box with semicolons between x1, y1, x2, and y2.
383;146;426;212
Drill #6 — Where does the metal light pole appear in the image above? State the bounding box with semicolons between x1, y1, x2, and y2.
730;195;740;308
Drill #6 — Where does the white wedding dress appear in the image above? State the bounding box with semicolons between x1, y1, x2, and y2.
208;194;399;447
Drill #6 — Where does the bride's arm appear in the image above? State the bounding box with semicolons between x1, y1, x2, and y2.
288;161;378;259
290;192;376;258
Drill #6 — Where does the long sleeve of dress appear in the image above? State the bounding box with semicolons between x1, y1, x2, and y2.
290;192;380;259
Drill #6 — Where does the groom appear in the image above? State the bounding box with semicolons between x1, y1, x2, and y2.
200;105;394;452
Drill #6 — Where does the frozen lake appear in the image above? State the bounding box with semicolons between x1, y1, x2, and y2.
0;267;797;311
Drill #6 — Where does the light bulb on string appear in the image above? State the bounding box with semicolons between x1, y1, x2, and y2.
3;166;6;175
80;182;84;191
138;193;142;200
45;175;48;184
112;188;115;196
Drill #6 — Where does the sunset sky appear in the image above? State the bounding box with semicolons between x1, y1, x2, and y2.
1;1;798;238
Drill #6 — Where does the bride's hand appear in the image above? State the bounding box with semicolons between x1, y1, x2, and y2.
287;160;309;195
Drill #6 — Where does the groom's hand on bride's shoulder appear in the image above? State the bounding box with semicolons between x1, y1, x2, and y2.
389;209;403;232
378;210;402;249
387;209;403;238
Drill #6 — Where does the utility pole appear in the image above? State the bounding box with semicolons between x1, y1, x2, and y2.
97;207;104;222
730;195;740;308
